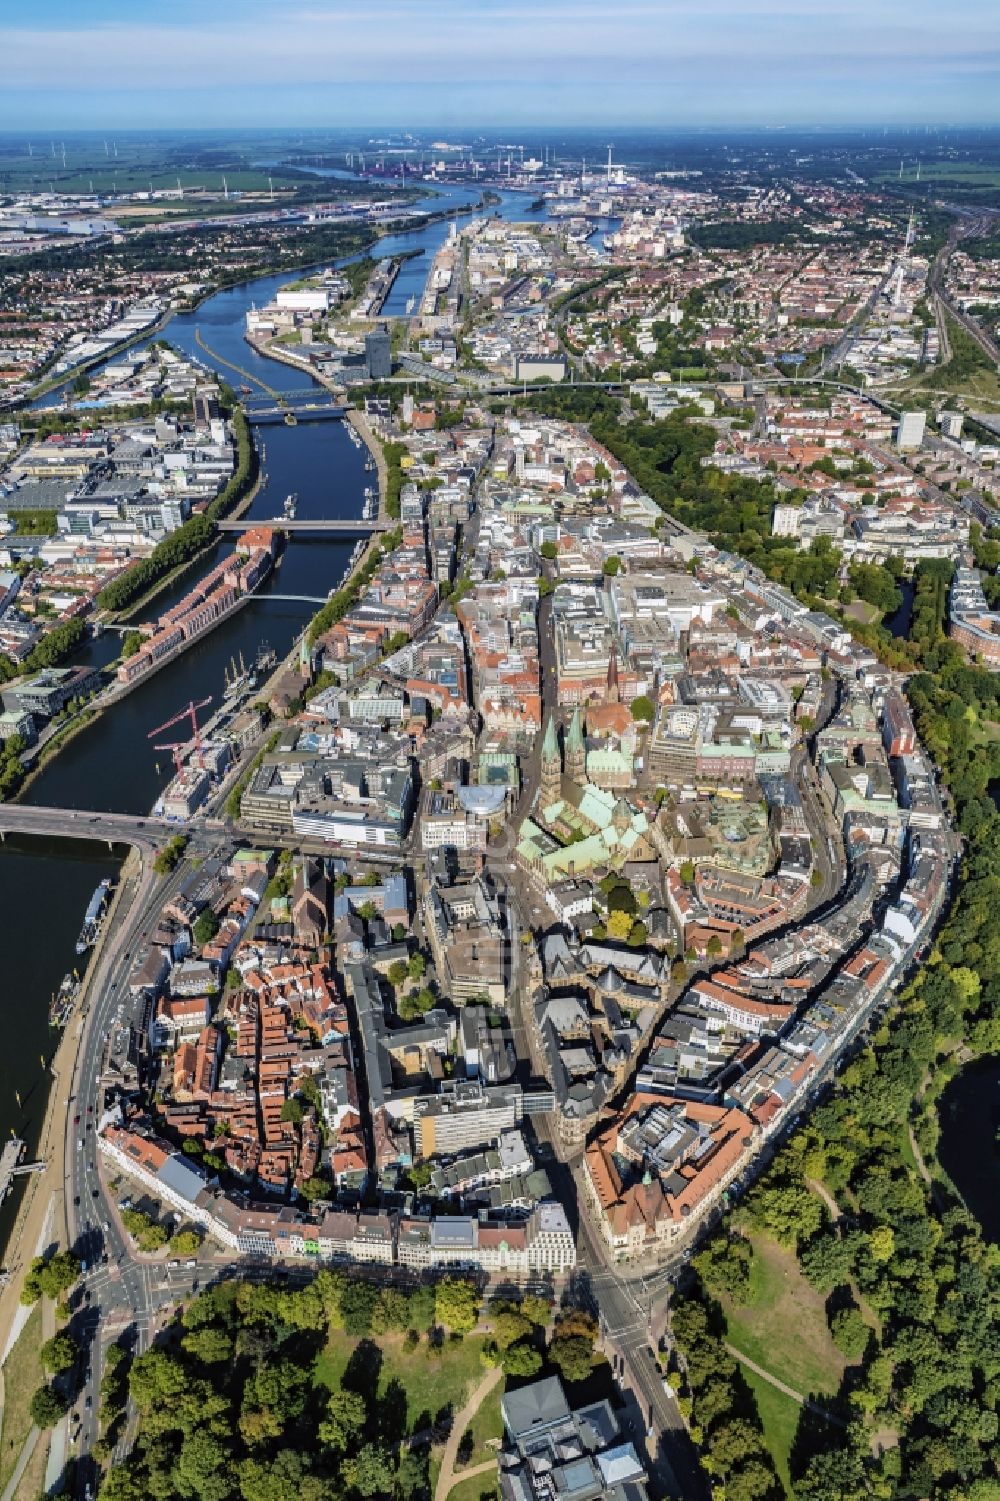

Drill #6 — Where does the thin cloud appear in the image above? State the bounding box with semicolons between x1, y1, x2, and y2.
2;0;998;124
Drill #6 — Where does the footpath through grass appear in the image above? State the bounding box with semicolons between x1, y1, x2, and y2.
738;1363;800;1498
458;1377;505;1469
721;1234;846;1399
314;1327;489;1434
0;1304;45;1493
447;1472;501;1501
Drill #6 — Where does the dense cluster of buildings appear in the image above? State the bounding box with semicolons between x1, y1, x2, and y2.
99;830;572;1274
117;527;275;690
0;373;237;671
76;166;978;1305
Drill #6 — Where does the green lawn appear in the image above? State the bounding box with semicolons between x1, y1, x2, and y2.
907;311;1000;410
314;1329;488;1433
875;163;1000;188
458;1378;505;1470
0;1305;45;1493
447;1474;500;1501
739;1364;800;1498
898;1122;918;1173
844;600;881;626
722;1235;846;1399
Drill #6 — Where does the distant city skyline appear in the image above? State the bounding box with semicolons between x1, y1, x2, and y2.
3;0;999;131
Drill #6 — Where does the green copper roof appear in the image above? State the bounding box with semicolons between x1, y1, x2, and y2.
567;707;585;753
541;714;559;763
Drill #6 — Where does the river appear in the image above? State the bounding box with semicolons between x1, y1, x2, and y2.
0;179;551;1246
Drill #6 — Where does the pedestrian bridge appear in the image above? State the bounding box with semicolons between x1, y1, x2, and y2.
265;594;329;604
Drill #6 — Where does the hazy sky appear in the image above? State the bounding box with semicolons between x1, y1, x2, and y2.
3;0;999;129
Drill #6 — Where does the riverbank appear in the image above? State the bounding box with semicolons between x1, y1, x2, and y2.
242;331;390;528
16;183;499;418
112;445;264;627
245;332;331;389
347;408;389;520
0;845;136;1348
0;177;520;1206
17;307;174;410
17;708;99;800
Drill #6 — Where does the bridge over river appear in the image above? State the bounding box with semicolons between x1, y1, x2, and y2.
218;518;388;536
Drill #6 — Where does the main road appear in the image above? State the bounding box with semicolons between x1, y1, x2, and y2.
0;806;179;849
64;848;195;1484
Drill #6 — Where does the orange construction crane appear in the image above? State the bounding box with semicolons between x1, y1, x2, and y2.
148;697;212;771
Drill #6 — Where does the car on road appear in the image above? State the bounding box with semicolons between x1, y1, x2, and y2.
73;1113;81;1125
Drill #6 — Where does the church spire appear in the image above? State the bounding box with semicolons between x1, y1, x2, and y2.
540;714;561;802
566;706;585;780
542;713;559;764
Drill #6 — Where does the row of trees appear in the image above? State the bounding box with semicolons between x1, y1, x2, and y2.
668;531;1000;1497
96;511;216;613
153;833;188;876
21;614;87;672
96;1270;484;1500
120;1206;201;1256
383;441;408;520
479;1294;596;1384
670;1294;784;1501
21;1248;81;1306
598;402;999;1496
306;527;403;645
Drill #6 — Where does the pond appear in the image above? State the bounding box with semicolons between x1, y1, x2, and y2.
884;577;915;639
936;1057;1000;1242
